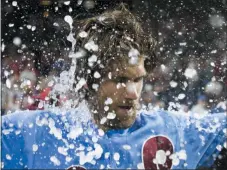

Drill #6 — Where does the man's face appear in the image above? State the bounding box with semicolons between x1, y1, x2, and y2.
93;57;146;130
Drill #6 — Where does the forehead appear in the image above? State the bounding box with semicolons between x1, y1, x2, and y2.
111;57;146;78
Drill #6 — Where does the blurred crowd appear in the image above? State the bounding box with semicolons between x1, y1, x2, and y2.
1;46;71;114
1;0;227;115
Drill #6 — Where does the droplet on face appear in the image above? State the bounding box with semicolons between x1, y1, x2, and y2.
104;106;109;111
107;112;116;119
100;117;107;124
104;98;113;105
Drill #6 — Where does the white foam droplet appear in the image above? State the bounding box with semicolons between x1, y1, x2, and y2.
79;31;88;38
170;81;178;88
113;152;120;161
178;150;187;160
216;145;222;151
9;23;14;27
48;80;54;87
13;37;21;46
64;15;73;28
64;1;70;5
105;98;113;105
32;144;38;152
38;101;44;109
178;93;185;100
123;145;131;150
92;84;99;91
31;26;36;31
12;1;17;6
94;71;101;79
104;106;109;111
137;162;144;169
58;147;68;156
107;112;116;119
50;156;61;166
66;156;72;162
6;79;11;88
155;150;166;165
27;25;31;29
100;117;107;124
6;154;12;160
84;40;99;51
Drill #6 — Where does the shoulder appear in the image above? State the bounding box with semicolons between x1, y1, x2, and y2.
139;109;186;126
2;110;58;128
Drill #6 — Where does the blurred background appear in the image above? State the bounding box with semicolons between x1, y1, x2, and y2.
1;0;227;115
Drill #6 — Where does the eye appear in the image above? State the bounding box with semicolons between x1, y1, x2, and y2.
134;77;143;82
115;77;128;84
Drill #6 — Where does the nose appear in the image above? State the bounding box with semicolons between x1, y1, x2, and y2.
125;82;139;100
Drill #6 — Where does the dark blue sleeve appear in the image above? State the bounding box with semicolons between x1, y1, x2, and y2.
1;113;27;169
183;113;226;168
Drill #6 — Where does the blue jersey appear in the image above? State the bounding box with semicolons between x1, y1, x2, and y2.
1;109;226;169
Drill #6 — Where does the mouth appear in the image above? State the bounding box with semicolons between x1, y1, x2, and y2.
118;105;133;114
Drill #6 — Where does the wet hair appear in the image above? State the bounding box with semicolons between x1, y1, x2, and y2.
73;3;157;100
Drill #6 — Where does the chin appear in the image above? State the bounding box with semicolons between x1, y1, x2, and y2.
115;110;137;129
